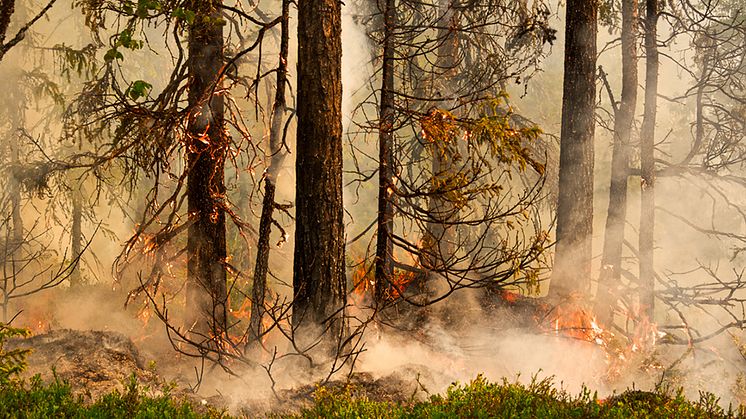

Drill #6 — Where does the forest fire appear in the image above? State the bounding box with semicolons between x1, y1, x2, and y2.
3;0;746;415
538;296;664;382
350;258;416;302
542;298;607;343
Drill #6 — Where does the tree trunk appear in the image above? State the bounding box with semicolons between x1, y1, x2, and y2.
595;0;638;324
186;0;228;339
639;0;659;319
70;186;83;287
374;0;396;306
250;0;290;344
293;0;347;348
0;0;15;47
549;0;597;300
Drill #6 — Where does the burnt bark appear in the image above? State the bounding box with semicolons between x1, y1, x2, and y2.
639;0;659;319
70;187;83;287
186;0;228;338
250;0;290;343
0;0;15;47
596;0;638;324
549;0;597;300
293;0;346;345
374;0;396;305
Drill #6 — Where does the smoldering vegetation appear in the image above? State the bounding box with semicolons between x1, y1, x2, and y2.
0;0;746;415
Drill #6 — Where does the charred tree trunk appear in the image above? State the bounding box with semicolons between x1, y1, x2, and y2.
250;0;290;344
639;0;659;319
374;0;396;306
186;0;228;339
0;1;15;47
293;0;347;347
549;0;597;300
595;0;638;324
70;186;83;287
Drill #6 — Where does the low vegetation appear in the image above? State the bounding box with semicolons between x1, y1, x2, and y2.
301;375;746;419
3;325;744;418
2;373;745;418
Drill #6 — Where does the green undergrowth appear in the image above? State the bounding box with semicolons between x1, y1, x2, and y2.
0;375;224;418
295;374;746;419
1;373;745;418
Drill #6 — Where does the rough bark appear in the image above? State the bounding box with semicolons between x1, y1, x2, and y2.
549;0;597;300
250;0;290;343
374;0;396;305
639;0;659;319
595;0;638;324
186;0;228;338
70;187;83;287
293;0;346;346
0;0;15;47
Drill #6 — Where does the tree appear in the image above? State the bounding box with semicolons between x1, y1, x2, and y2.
638;0;659;319
549;0;597;300
596;0;639;325
0;0;58;62
250;0;291;343
184;0;229;339
363;0;555;312
374;0;396;306
293;0;347;348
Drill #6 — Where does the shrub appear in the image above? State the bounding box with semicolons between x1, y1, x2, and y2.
0;323;30;386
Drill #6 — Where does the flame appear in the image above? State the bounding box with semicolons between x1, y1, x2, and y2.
351;260;373;297
350;257;416;302
538;295;663;382
389;271;415;299
229;297;252;321
542;299;606;342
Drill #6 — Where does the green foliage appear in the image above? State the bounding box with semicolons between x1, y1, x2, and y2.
127;80;153;101
52;43;98;81
171;7;196;25
105;29;144;63
122;0;163;18
0;324;31;387
0;374;224;418
419;98;545;210
295;374;746;418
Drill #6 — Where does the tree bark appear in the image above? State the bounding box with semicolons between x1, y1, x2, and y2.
293;0;347;347
374;0;396;305
639;0;659;319
595;0;638;324
0;0;15;47
70;186;83;287
186;0;228;338
549;0;597;300
250;0;290;344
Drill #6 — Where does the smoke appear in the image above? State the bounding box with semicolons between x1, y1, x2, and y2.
2;0;746;414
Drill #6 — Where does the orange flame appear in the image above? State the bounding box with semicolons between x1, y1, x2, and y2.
538;294;663;382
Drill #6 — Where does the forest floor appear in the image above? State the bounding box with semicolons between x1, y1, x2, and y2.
4;328;745;418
